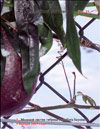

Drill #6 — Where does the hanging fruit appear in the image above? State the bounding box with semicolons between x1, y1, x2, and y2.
1;0;39;116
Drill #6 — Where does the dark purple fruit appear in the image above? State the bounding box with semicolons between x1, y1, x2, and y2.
1;27;37;117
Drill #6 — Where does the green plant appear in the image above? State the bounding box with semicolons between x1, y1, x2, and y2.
0;0;99;117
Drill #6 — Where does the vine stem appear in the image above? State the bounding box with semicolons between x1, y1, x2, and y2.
61;60;72;101
18;103;100;114
56;41;72;101
72;72;76;99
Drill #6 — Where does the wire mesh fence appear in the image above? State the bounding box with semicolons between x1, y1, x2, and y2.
1;1;100;129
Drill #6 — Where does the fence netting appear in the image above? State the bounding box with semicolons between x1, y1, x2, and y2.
1;3;100;129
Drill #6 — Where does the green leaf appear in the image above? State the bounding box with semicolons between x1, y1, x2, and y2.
77;91;96;106
87;96;96;106
86;2;95;7
4;2;13;7
74;0;89;11
19;24;39;93
2;11;15;22
17;24;40;93
4;0;13;7
38;23;53;56
39;0;65;47
14;0;40;93
66;1;81;73
77;91;83;95
82;95;88;104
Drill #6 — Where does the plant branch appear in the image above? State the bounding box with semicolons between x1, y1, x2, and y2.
28;102;85;129
18;103;100;114
61;60;72;100
56;42;72;100
72;72;76;99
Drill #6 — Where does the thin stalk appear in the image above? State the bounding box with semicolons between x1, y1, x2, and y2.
57;41;72;101
18;103;100;114
61;60;72;101
72;72;76;99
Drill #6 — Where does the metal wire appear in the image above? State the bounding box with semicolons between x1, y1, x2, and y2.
1;6;100;129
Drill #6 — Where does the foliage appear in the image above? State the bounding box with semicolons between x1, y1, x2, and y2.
0;0;99;93
75;91;96;106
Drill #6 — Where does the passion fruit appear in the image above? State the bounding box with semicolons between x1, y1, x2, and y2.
1;27;37;117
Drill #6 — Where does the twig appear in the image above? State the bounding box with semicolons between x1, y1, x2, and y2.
28;102;85;129
18;103;100;114
61;60;72;100
56;41;72;101
72;72;76;99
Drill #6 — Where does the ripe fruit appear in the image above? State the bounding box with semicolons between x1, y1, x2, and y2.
1;27;37;117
